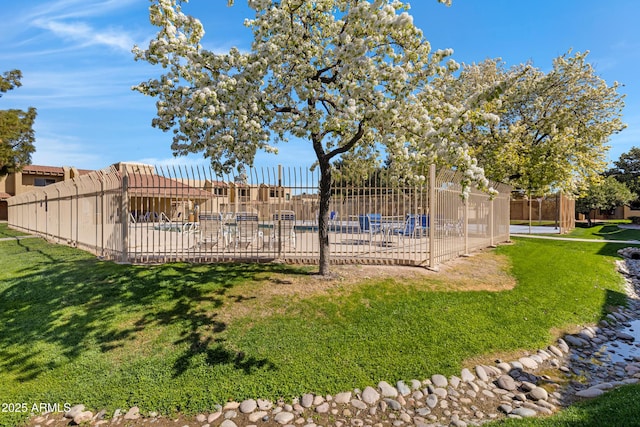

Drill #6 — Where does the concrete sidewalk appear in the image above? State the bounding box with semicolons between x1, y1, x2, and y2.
510;224;562;235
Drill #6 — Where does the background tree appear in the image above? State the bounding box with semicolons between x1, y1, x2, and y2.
575;176;634;226
134;0;492;275
606;146;640;203
447;52;626;195
0;70;37;175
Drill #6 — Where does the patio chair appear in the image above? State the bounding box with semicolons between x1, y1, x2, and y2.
444;218;464;237
270;210;296;250
431;216;463;237
198;212;228;248
392;214;421;239
234;212;263;249
358;213;385;241
329;211;339;230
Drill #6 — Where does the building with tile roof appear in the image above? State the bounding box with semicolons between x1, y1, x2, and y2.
0;165;93;220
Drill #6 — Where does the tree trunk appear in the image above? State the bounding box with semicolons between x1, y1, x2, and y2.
317;157;332;276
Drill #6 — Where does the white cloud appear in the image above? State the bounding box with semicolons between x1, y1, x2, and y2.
33;19;135;52
22;0;139;23
30;135;103;169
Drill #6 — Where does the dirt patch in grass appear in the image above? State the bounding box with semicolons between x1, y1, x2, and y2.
276;248;515;292
219;249;516;322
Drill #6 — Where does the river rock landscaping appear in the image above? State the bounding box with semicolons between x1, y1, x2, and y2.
24;249;640;427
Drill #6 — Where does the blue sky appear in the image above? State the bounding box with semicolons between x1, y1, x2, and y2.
1;0;639;172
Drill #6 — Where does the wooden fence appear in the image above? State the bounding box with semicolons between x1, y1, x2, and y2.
7;163;512;269
510;192;575;233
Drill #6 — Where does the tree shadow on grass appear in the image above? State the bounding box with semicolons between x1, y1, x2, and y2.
594;225;640;241
0;238;307;381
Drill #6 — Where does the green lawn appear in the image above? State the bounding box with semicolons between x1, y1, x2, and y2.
0;223;28;238
566;223;640;241
0;224;633;426
486;384;640;427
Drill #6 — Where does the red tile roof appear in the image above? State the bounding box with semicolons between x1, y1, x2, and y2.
126;173;213;199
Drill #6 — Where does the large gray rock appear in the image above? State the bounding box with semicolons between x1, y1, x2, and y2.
351;399;368;410
519;357;539;370
496;374;517;391
529;387;549;401
64;404;85;419
257;399;272;410
301;394;314;408
362;386;380;405
239;399;257;413
378;381;398;398
249;411;268;423
496;362;512;373
73;411;93;424
564;335;590;348
460;368;475;382
449;375;461;388
410;379;422;390
334;391;352;404
274;411;295;425
548;345;563;357
396;380;411;396
617;332;635;341
383;398;401;411
511;407;537;417
475;365;489;381
315;403;330;413
498;404;512;414
576;388;605;398
124;407;140;420
426;394;438;409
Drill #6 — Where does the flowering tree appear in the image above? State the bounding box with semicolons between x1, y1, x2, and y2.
134;0;489;275
448;52;626;195
0;70;37;176
575;176;633;226
606;147;640;201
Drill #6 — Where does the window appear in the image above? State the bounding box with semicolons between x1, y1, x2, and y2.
238;188;251;201
269;188;284;198
34;178;57;187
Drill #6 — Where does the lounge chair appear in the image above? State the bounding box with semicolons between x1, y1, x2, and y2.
392;214;421;238
234;212;263;249
358;213;386;241
198;213;228;247
270;210;296;250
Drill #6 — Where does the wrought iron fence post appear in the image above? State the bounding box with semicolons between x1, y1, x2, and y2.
75;180;79;247
490;197;495;247
278;164;283;257
101;173;106;258
464;200;469;256
121;163;129;263
428;164;436;270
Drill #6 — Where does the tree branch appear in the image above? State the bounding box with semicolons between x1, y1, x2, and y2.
326;120;366;160
272;105;302;115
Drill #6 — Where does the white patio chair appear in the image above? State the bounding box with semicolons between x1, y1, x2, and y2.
198;213;228;248
234;212;263;249
270;210;296;250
